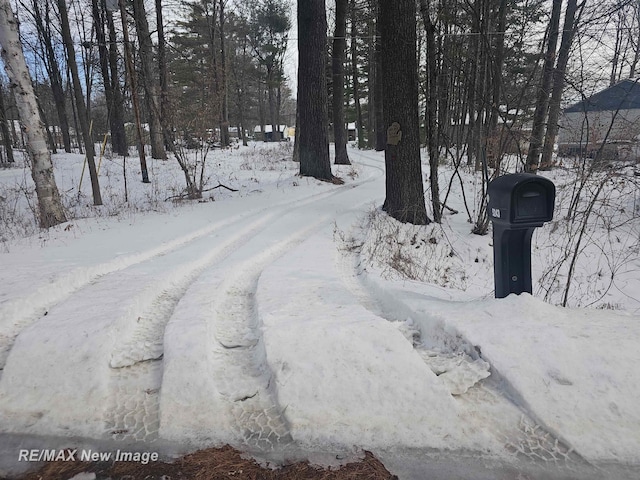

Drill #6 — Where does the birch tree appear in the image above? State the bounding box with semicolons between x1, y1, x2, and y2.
0;0;67;227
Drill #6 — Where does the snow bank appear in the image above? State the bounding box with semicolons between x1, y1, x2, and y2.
365;273;640;462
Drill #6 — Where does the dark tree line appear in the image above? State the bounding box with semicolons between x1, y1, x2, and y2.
0;0;631;230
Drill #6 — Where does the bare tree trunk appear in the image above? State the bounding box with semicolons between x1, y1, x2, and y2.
67;74;82;153
472;1;489;173
366;0;376;149
132;0;166;160
541;0;582;170
526;0;562;172
31;1;72;153
106;8;127;156
229;32;248;147
205;0;221;142
0;80;15;163
464;6;479;167
120;0;149;182
489;0;507;134
349;0;364;149
155;0;171;150
219;0;229;147
293;101;300;162
610;11;623;87
332;0;350;164
0;0;67;226
57;0;102;205
268;68;279;141
298;0;333;180
232;73;246;148
258;74;266;141
374;0;385;151
37;99;57;153
92;0;125;156
419;0;441;222
380;0;429;225
631;2;640;77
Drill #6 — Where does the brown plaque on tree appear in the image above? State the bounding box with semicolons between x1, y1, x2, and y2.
387;122;402;145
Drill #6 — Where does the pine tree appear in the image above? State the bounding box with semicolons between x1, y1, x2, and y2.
379;0;430;225
297;0;333;180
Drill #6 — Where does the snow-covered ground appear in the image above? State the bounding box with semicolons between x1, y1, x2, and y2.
0;143;639;479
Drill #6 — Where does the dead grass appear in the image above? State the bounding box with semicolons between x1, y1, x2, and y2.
18;445;397;480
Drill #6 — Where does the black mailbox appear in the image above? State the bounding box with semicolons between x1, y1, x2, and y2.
488;174;555;227
487;173;555;298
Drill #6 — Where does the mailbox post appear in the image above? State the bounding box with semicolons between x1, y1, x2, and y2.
487;173;555;298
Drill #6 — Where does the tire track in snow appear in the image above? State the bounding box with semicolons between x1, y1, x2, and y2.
107;213;278;369
208;219;330;449
101;163;384;443
103;217;329;444
0;159;383;373
101;215;278;442
335;238;585;466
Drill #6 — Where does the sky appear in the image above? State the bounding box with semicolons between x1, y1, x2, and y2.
0;142;639;479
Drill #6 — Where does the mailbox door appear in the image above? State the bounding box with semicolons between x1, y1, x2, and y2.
513;183;548;224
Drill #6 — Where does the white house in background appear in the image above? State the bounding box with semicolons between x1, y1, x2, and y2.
558;79;640;161
347;122;357;141
253;124;289;142
328;122;357;142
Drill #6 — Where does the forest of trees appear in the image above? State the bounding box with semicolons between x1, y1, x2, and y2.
1;0;639;229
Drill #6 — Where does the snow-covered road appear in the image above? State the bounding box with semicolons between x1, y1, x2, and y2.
1;149;639;479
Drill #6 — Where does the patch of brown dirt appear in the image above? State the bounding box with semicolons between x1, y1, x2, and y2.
18;445;397;480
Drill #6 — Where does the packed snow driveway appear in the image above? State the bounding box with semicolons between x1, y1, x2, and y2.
0;154;383;441
1;150;639;479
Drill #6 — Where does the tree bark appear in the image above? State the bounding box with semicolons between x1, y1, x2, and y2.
132;0;166;160
631;3;640;77
298;0;332;180
332;0;350;164
374;0;385;151
0;80;14;163
380;0;429;225
57;0;102;205
489;0;507;134
525;0;562;173
67;74;82;153
366;0;376;149
219;0;229;147
268;67;279;141
541;0;582;170
418;0;441;223
31;1;72;154
37;98;56;153
119;0;149;182
230;27;249;147
0;0;67;226
106;8;127;156
155;0;171;150
92;0;127;156
293;100;300;162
